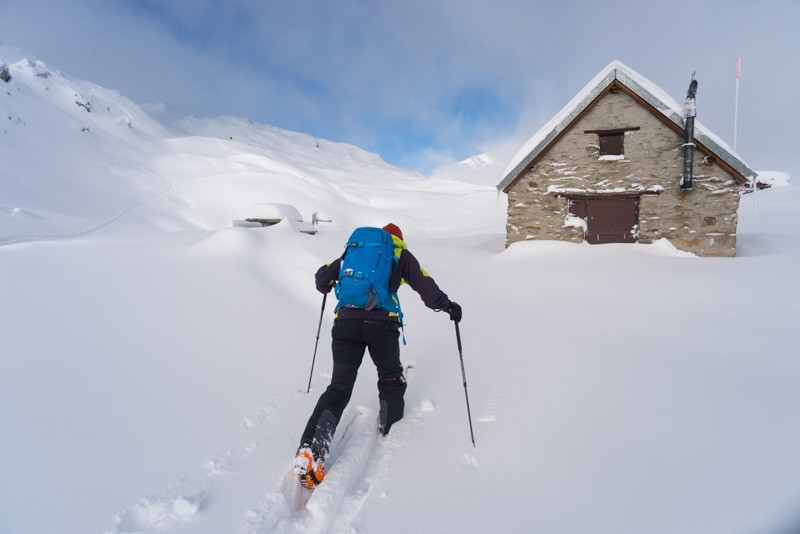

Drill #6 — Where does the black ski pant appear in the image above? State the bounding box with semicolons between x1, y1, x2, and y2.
300;319;406;455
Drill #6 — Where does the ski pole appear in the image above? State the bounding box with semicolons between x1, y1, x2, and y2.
306;292;327;394
454;321;476;448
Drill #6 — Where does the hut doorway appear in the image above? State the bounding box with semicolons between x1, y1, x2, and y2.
568;197;639;244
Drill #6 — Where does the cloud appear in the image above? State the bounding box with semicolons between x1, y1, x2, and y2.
0;0;798;178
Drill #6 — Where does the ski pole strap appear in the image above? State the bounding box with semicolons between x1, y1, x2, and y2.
398;300;406;345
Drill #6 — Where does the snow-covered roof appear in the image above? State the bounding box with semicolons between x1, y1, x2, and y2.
498;60;757;192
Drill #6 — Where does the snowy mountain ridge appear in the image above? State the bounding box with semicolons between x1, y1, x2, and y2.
1;45;496;246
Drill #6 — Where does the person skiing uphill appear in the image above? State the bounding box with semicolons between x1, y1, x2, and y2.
294;223;462;489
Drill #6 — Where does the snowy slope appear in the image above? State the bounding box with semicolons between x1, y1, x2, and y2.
1;44;497;244
2;46;800;534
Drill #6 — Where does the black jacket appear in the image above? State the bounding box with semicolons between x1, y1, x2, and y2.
315;236;450;322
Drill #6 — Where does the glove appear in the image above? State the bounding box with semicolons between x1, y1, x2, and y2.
316;280;335;294
446;301;462;323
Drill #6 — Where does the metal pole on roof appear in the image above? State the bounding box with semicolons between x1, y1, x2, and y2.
734;57;741;153
734;58;755;213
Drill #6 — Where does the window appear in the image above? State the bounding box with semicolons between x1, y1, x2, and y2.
599;133;624;156
584;127;640;158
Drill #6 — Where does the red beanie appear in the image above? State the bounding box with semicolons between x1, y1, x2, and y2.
382;223;403;241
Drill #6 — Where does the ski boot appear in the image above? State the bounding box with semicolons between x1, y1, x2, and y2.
294;445;325;490
294;409;337;490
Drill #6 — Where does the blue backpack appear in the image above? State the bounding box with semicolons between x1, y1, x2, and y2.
335;227;400;315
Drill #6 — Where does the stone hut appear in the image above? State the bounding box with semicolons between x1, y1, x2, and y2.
497;61;756;257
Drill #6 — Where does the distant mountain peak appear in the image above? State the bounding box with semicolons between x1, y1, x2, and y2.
458;153;495;168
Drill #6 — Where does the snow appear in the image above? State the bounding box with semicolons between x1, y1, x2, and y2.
2;45;800;534
756;171;791;187
501;60;753;184
563;214;587;233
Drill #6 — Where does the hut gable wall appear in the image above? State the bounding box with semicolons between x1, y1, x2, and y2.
505;87;741;256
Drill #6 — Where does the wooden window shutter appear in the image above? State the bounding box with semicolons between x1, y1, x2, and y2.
599;133;624;156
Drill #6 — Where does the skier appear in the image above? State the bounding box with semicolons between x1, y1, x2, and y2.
294;223;462;489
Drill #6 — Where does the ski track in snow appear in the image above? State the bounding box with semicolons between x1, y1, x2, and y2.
242;363;423;533
245;406;380;534
245;399;434;534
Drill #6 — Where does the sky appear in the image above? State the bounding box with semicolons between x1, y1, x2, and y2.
0;0;797;178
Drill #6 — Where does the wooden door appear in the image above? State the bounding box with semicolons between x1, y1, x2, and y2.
569;197;639;244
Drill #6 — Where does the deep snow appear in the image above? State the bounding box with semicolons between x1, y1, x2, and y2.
1;46;799;534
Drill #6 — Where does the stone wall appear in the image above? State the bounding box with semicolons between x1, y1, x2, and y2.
505;88;741;256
